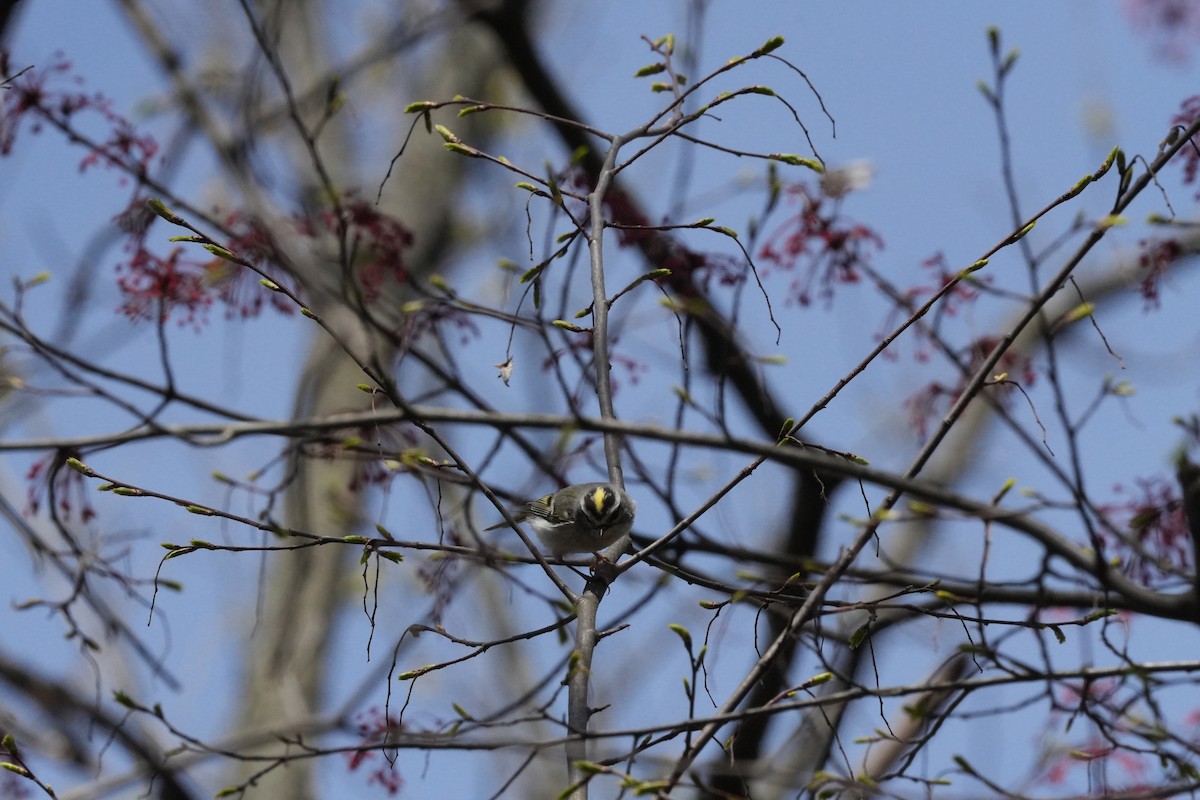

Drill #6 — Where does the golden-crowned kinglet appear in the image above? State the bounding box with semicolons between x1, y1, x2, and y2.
485;482;635;555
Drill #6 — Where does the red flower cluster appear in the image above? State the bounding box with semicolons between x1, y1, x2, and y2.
1099;475;1193;584
904;335;1036;438
757;183;884;307
25;453;96;523
1;52;157;175
116;245;211;326
344;707;405;796
341;199;415;302
1124;0;1200;63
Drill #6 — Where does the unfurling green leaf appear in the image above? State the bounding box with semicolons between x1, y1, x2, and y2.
66;457;94;476
1016;220;1037;239
1062;302;1095;323
804;671;833;686
667;623;693;651
146;197;184;224
908;500;936;516
768;153;823;172
976;79;996;104
202;244;237;261
848;624;869;650
443;142;480;157
1000;48;1020;75
1094;146;1118;180
757;35;785;55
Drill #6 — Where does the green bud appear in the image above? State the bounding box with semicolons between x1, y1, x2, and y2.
758;35;785;55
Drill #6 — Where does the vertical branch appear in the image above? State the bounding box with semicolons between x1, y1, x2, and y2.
564;590;599;798
563;136;626;800
587;136;626;488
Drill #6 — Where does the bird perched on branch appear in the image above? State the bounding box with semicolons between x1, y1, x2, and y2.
486;482;635;557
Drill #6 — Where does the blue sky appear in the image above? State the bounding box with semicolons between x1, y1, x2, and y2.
2;2;1200;797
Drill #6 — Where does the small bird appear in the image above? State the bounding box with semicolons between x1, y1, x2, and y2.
485;482;636;557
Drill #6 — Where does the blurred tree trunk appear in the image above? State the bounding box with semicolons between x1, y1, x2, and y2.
228;4;512;795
